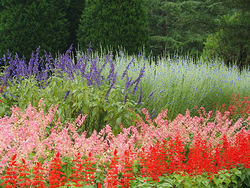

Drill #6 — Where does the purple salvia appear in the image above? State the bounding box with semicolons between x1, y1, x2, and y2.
132;64;145;95
63;90;70;100
121;57;134;80
65;44;73;57
43;63;49;82
137;86;143;105
106;58;115;82
33;47;40;80
28;51;35;76
78;55;86;78
131;64;145;86
95;53;110;86
88;56;97;84
124;95;128;104
105;73;117;100
2;51;14;85
44;50;56;75
133;83;139;95
19;60;28;77
125;74;133;92
3;68;10;85
100;52;110;74
44;50;54;63
14;53;21;79
61;44;73;74
39;58;47;82
92;55;104;86
147;90;155;99
2;54;6;62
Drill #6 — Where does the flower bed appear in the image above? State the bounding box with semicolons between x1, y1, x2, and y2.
1;131;250;187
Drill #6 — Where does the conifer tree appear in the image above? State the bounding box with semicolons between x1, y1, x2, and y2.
65;0;85;53
0;0;70;62
202;0;250;71
77;0;150;57
144;0;228;58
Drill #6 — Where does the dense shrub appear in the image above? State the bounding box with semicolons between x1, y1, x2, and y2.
65;0;86;53
201;12;250;71
0;0;70;62
77;0;150;57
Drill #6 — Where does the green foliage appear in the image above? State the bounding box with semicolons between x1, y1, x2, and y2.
128;167;250;187
77;0;150;57
202;0;250;70
212;0;250;13
0;73;140;137
65;0;85;52
0;0;70;61
201;11;250;70
144;0;228;58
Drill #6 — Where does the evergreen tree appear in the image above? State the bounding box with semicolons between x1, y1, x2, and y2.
0;0;70;62
144;0;228;58
202;0;250;70
77;0;150;57
65;0;85;54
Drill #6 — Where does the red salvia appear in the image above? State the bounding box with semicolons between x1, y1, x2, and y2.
31;162;48;188
0;154;19;187
17;158;32;187
48;152;67;188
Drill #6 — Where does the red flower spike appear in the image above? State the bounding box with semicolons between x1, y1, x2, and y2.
1;154;20;187
104;150;120;187
56;152;60;158
31;162;48;188
12;154;17;161
17;158;32;187
49;153;67;188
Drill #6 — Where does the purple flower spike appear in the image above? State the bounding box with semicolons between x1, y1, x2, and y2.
131;64;145;95
147;90;155;99
105;73;117;100
63;90;70;100
137;86;143;105
121;57;134;80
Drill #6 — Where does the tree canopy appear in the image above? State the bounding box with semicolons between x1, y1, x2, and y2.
77;0;150;57
144;0;229;58
0;0;70;62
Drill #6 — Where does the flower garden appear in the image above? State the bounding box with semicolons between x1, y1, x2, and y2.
0;44;250;187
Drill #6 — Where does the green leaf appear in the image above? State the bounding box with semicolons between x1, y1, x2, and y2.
84;97;89;106
124;112;130;119
92;109;97;116
116;117;122;125
240;173;246;182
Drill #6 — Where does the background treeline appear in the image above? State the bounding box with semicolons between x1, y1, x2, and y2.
0;0;249;70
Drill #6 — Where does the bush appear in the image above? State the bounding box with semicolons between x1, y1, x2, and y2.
65;0;86;53
77;0;150;57
0;0;70;62
201;12;250;71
